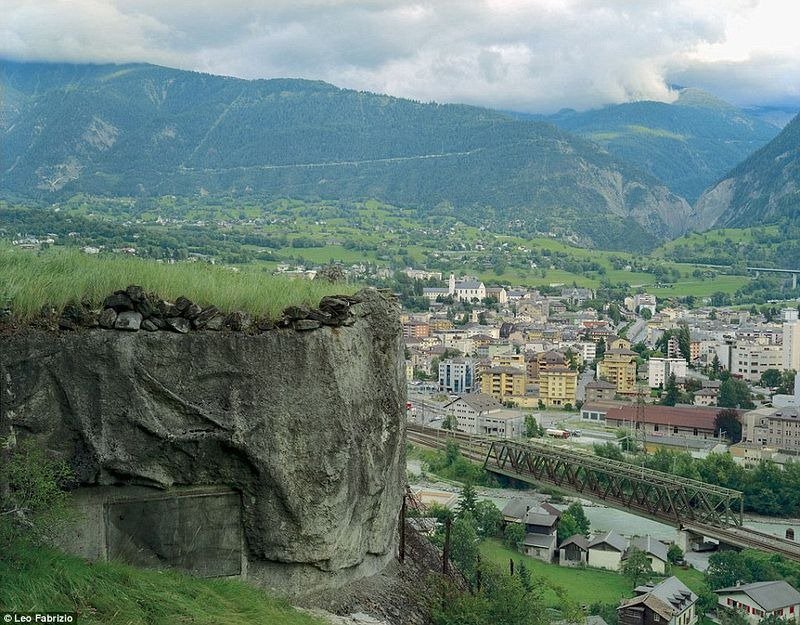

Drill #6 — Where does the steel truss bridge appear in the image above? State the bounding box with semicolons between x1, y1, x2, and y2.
407;425;800;561
485;439;742;527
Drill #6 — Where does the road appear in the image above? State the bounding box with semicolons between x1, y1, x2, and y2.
576;367;595;402
626;318;648;345
407;391;448;427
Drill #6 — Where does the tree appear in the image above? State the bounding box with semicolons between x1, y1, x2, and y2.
557;511;579;543
429;563;547;625
620;428;638;450
449;514;480;580
595;441;625;461
761;368;782;389
622;547;653;588
588;603;619;625
503;522;525;551
667;544;684;565
676;322;692;362
759;614;796;625
718;378;754;409
707;551;753;590
710;354;722;379
427;503;454;522
777;370;797;395
660;372;680;406
595;339;607;361
473;500;502;538
714;408;743;443
640;307;652;320
525;414;544;438
456;482;479;518
445;441;461;466
717;607;749;625
564;502;590;536
442;413;455;430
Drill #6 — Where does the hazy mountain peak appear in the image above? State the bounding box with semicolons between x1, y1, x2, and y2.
674;87;737;111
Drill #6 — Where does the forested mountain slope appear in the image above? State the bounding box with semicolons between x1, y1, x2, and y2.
1;60;692;250
692;112;800;230
522;88;780;203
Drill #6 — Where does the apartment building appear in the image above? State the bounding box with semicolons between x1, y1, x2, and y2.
438;358;475;394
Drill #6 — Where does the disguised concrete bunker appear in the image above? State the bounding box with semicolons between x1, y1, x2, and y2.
0;289;406;594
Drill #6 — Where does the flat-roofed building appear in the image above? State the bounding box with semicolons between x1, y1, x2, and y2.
443;394;523;438
598;340;638;396
733;340;784;383
438;358;475;394
539;365;578;408
648;358;688;388
480;366;526;399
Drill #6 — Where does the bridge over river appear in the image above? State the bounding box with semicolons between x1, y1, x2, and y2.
407;424;800;562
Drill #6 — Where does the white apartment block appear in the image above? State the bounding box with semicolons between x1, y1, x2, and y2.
572;341;597;363
648;357;688;388
438;359;475;394
732;340;784;382
784;319;800;372
443;395;524;438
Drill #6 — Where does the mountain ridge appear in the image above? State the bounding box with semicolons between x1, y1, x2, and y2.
1;59;691;251
516;89;780;203
692;112;800;230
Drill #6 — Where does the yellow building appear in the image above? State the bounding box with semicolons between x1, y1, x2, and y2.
480;366;526;400
491;353;526;368
608;337;631;351
597;341;638;396
429;317;454;332
539;365;578;408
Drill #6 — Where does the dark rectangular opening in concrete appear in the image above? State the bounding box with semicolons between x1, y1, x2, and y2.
105;490;242;577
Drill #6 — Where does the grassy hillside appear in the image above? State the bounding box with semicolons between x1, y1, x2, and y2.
0;244;353;320
1;60;691;248
1;192;755;307
657;225;800;270
478;538;706;609
0;541;326;625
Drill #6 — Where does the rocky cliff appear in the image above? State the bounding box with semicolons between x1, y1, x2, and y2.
691;112;800;230
0;288;406;595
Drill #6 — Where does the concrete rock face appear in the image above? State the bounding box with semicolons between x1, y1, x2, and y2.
0;289;406;594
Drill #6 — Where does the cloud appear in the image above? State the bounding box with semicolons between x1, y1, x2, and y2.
2;0;799;113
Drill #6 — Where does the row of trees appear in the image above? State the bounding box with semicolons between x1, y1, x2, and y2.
593;443;800;517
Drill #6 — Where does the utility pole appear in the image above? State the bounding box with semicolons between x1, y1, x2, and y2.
636;387;647;454
442;517;451;575
399;493;406;563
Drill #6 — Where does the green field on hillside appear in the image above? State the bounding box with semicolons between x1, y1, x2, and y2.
651;275;750;297
478;539;707;608
0;541;326;625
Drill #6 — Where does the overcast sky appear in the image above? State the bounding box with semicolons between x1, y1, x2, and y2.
3;0;799;113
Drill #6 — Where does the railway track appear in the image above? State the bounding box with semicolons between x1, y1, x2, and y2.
406;424;488;463
406;423;800;561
